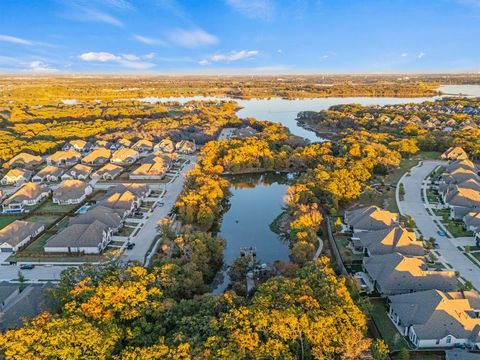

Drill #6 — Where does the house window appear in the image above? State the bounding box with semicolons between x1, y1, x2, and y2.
436;339;440;345
446;336;452;344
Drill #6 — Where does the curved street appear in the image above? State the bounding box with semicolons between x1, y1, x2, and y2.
397;160;480;290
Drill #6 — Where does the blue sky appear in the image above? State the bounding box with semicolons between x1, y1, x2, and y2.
1;0;480;74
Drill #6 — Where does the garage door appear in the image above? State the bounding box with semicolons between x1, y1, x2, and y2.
0;248;13;252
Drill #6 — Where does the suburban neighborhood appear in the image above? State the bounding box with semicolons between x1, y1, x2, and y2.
0;137;197;287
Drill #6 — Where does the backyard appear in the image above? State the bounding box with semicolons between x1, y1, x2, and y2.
0;215;20;230
369;298;411;352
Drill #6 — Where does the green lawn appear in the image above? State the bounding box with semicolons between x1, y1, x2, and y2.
370;298;411;351
24;214;60;227
333;233;363;264
33;198;78;214
426;188;440;204
443;219;473;238
19;233;52;255
0;215;20;230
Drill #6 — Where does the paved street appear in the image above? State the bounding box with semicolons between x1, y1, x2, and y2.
398;160;480;290
124;156;196;264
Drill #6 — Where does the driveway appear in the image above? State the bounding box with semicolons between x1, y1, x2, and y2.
398;160;480;289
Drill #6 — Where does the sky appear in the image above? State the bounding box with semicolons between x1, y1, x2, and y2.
1;0;480;74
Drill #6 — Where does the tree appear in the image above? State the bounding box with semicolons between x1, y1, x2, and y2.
371;339;389;360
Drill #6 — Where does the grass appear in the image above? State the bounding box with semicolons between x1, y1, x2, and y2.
443;219;473;238
333;233;363;263
356;155;428;213
24;214;60;227
470;252;480;262
369;298;410;351
34;198;78;214
115;225;135;237
426;188;440;204
0;215;20;230
18;233;52;255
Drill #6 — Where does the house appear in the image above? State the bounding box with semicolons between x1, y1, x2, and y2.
93;140;112;149
70;205;123;230
363;253;457;295
154;138;175;153
464;211;480;242
1;169;32;185
46;149;82;167
446;159;477;174
62;139;93;153
351;226;424;256
129;157;169;180
440;179;480;200
98;191;139;215
61;164;92;180
110;138;132;150
445;187;480;220
0;220;44;252
441;147;469;161
235;126;258;139
7;153;43;169
111;148;139;165
44;220;112;254
31;166;64;183
388;290;480;349
344;206;399;232
131;139;153;153
440;168;480;187
91;163;123;180
2;182;50;213
53;179;93;205
175;140;196;154
106;183;151;201
81;148;111;166
0;283;19;312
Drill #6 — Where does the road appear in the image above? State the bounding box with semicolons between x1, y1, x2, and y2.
398;160;480;290
122;156;196;264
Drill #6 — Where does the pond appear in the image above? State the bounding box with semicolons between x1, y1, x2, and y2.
212;172;290;294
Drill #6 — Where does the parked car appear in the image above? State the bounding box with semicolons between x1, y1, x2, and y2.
20;264;35;270
437;230;446;237
158;202;165;207
126;242;135;250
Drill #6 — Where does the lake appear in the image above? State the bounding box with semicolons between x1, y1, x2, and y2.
212;172;290;294
137;84;480;142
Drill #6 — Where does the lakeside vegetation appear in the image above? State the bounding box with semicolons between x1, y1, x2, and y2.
3;79;480;359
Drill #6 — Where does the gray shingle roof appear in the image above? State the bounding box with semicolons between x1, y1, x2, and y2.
46;221;108;249
364;253;458;293
0;220;43;247
355;226;424;256
345;206;398;231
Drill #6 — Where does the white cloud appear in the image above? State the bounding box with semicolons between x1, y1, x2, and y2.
225;0;274;21
169;29;218;48
25;61;59;73
80;52;120;62
121;53;140;61
417;52;425;59
79;51;155;69
0;34;33;46
200;50;259;65
401;52;409;57
60;1;124;27
144;52;156;60
133;35;167;46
